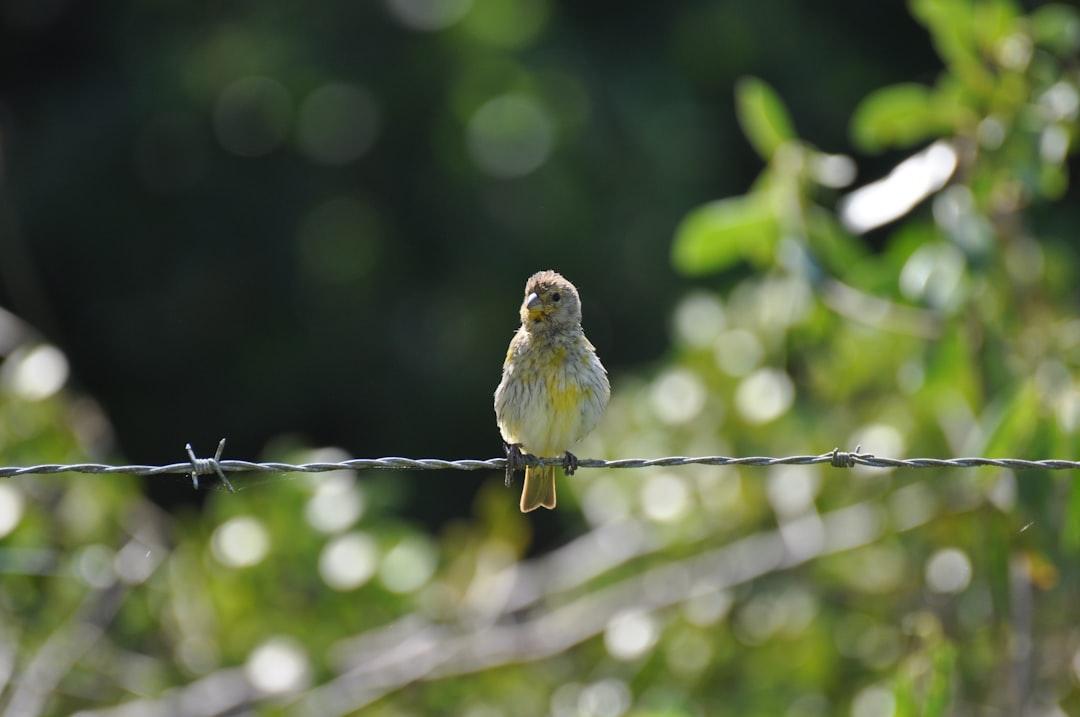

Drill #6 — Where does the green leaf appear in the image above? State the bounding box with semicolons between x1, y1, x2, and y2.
1064;475;1080;553
972;0;1021;52
735;76;797;161
910;0;996;95
980;381;1039;456
910;0;978;66
892;659;917;717
671;192;780;275
850;83;942;152
923;640;957;717
1031;3;1080;55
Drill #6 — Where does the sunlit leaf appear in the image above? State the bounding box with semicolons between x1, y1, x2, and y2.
910;0;995;93
893;673;916;717
671;193;779;274
735;76;797;161
850;83;944;152
980;382;1039;457
923;640;957;717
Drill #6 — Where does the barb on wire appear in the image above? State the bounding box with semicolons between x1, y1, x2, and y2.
186;439;235;493
0;439;1077;489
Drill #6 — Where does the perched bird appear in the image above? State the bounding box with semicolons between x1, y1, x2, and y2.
494;270;610;512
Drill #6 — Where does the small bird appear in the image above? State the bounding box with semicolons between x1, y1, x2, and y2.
494;270;610;512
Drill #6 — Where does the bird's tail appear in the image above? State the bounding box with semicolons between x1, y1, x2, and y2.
520;465;556;512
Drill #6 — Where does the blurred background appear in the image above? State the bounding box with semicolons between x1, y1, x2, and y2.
1;0;1080;715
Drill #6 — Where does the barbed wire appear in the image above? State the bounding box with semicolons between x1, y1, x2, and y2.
0;439;1076;493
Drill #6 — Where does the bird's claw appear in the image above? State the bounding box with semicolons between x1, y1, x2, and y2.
562;451;579;477
504;443;524;487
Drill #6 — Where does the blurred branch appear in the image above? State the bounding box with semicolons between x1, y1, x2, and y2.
294;502;914;715
0;513;167;717
1008;553;1035;714
73;500;908;717
66;669;253;717
1;584;127;717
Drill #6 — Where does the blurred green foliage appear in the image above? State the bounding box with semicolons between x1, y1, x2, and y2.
1;0;1080;715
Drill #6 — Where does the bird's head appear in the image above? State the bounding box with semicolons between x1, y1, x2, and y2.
519;270;582;331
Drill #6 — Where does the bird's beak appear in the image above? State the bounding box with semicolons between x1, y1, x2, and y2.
525;292;542;310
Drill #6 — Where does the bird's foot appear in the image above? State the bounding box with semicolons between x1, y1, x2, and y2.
562;451;580;477
504;443;525;487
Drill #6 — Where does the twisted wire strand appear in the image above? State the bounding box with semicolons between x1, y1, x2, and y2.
0;440;1078;485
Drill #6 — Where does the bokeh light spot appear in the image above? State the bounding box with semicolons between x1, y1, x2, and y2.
379;534;438;593
461;0;549;49
466;93;554;178
0;484;24;538
734;594;783;645
888;483;937;530
214;76;292;157
114;539;159;585
809;152;856;188
840;544;908;594
787;694;830;717
604;610;658;661
386;0;472;31
581;476;630;525
177;635;219;675
319;532;378;591
673;293;726;348
245;637;311;695
1040;124;1069;164
551;683;584;717
851;684;896;717
715;329;763;377
684;589;733;627
899;243;966;310
976;116;1006;149
734;368;794;424
925;548;972;594
75;544;116;588
986;471;1016;512
305;472;365;534
577;678;631;717
1041;81;1079;121
767;465;821;517
641;472;690;523
849;423;905;477
665;630;713;676
211;516;270;568
650;368;706;425
1;344;69;400
183;26;262;101
296;83;380;165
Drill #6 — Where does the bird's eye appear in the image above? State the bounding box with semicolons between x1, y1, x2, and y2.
552;292;561;302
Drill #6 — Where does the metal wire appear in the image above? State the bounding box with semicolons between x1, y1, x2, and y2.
0;440;1076;490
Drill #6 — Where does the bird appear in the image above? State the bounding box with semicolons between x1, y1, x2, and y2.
494;270;610;512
